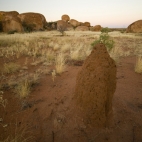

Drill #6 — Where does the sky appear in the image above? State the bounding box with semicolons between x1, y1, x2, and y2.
0;0;142;28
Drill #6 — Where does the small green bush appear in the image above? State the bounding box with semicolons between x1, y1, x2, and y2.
91;28;114;52
101;27;111;33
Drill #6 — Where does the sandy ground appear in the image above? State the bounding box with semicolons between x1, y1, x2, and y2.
0;55;142;142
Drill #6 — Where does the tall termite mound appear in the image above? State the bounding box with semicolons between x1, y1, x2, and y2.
74;44;116;127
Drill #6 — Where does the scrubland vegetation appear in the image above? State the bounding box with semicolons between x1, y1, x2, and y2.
0;30;142;98
0;30;142;141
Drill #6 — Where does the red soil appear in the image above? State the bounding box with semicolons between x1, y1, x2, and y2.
0;56;142;142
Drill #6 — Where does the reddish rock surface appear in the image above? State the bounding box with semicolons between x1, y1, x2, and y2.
69;19;80;28
0;11;23;32
75;26;89;31
94;25;102;31
18;12;46;31
90;25;102;31
57;20;67;31
66;23;74;31
0;11;19;17
126;20;142;33
81;22;91;27
74;44;116;127
61;14;70;22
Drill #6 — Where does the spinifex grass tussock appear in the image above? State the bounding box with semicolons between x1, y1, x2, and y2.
109;46;124;63
135;56;142;73
60;43;71;52
53;43;60;51
14;79;31;98
52;70;56;82
2;62;20;74
40;49;55;66
70;43;92;61
55;53;66;74
70;48;81;61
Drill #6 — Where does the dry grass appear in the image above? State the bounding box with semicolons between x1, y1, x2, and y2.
14;79;31;98
2;62;20;74
135;56;142;73
0;31;142;97
0;30;142;141
55;53;66;74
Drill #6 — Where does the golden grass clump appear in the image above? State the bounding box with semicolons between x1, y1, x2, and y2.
55;53;66;74
135;56;142;73
15;79;31;98
2;62;20;74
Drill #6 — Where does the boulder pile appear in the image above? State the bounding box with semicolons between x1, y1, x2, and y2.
18;12;46;31
0;11;23;32
0;12;103;33
0;11;46;33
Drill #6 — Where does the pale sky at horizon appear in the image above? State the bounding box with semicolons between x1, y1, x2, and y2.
0;0;142;28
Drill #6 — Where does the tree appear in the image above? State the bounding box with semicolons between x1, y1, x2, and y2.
57;20;67;36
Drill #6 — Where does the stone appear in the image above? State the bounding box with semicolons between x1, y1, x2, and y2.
57;20;67;31
90;25;102;31
81;22;90;27
126;20;142;33
94;25;102;31
66;23;74;31
18;12;46;31
61;14;70;22
74;44;116;127
75;26;89;31
0;11;23;32
69;19;80;28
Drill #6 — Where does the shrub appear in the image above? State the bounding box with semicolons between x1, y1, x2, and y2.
101;27;111;33
91;28;114;52
57;25;66;36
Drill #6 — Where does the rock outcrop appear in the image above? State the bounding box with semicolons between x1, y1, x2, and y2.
45;22;57;30
57;20;67;31
94;25;102;31
61;14;70;22
126;20;142;33
66;24;74;31
69;19;80;28
75;26;89;31
81;22;90;27
0;11;23;32
90;25;102;31
18;12;46;31
0;11;19;17
74;44;116;127
57;20;74;31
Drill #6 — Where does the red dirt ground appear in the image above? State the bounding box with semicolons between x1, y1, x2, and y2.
0;56;142;142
